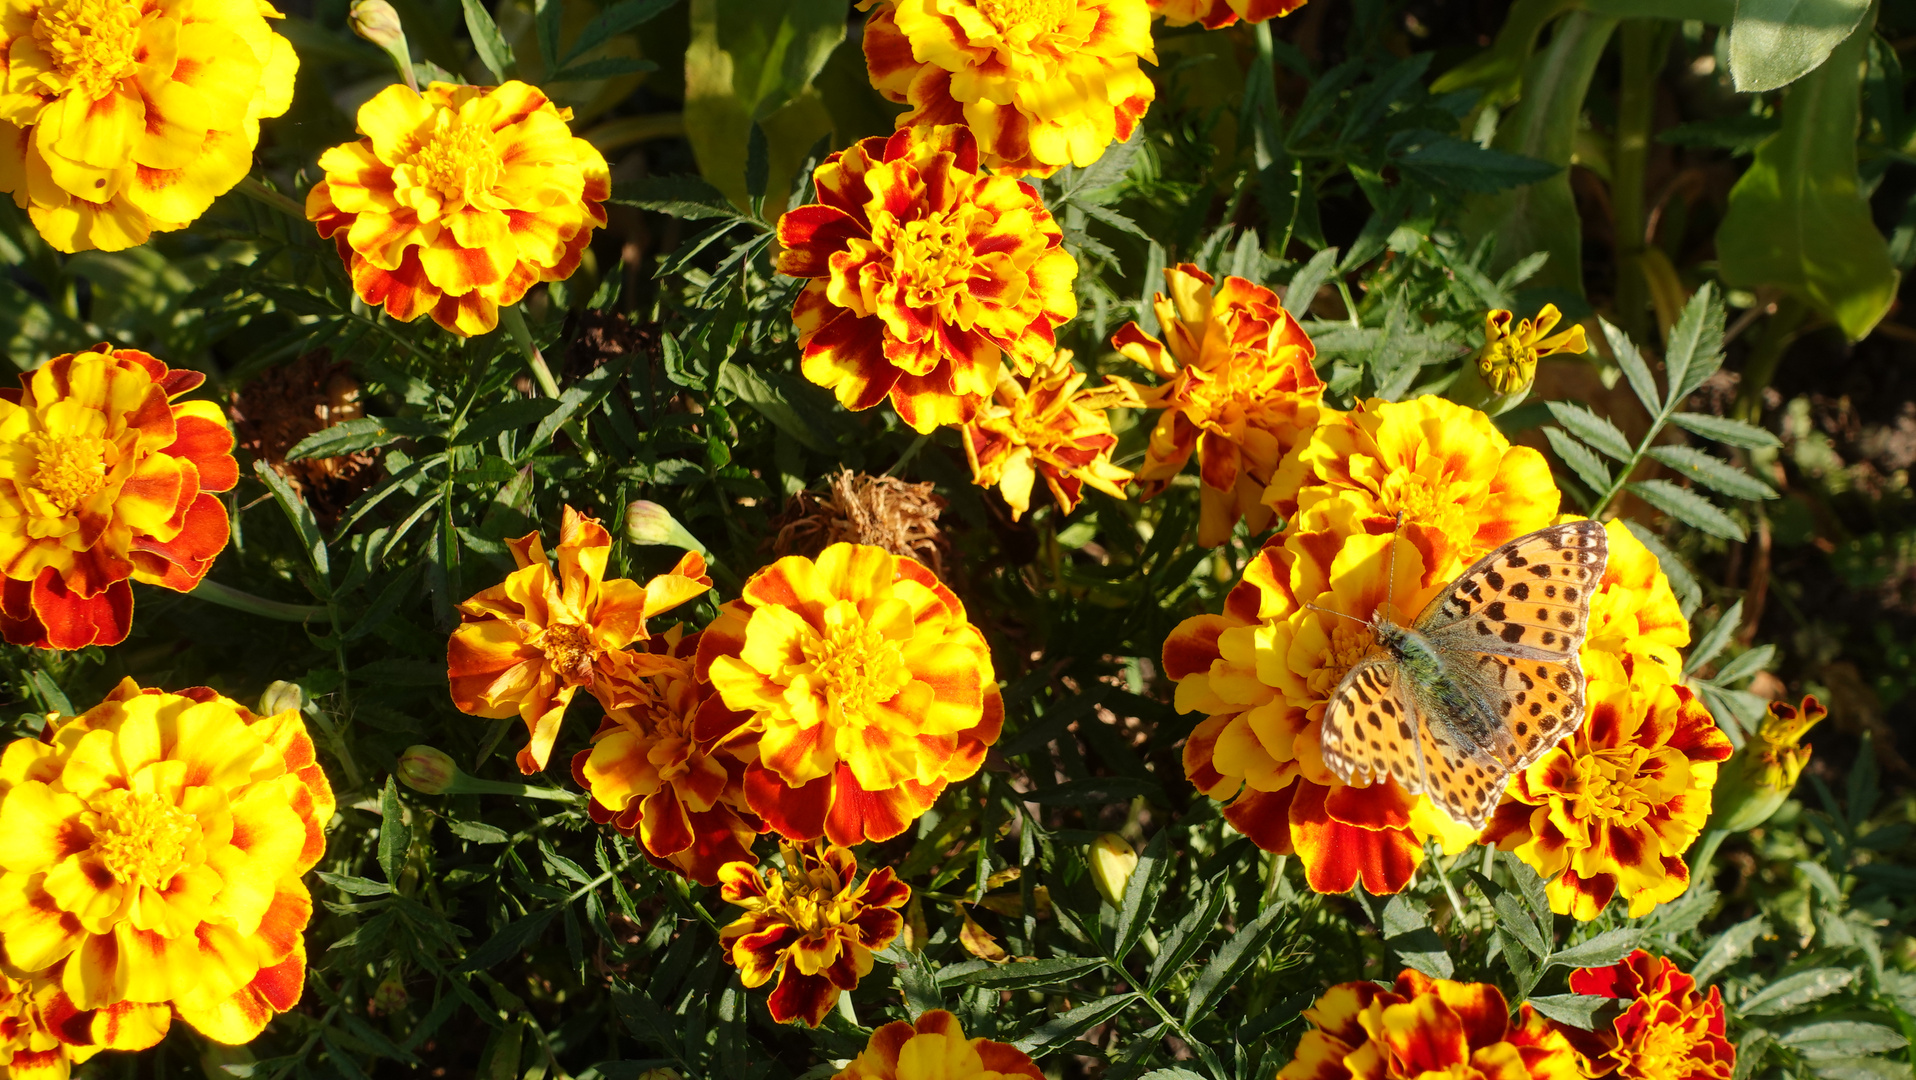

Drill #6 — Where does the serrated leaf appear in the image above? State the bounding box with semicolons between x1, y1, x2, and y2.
1524;993;1611;1030
1622;519;1703;616
1027;777;1163;807
1711;643;1777;687
448;819;509;844
1114;830;1170;964
253;460;328;577
1810;1057;1916;1079
1602;318;1664;414
378;777;406;886
1544;425;1615;496
550;56;659;81
1496;893;1550;958
558;0;679;66
1647;445;1776;500
1692;914;1769;985
608;175;742;221
1630;479;1747;541
453;398;561;448
1546;927;1642;971
1013;994;1135;1053
1662;282;1726;406
1284;247;1341;319
940;956;1105;990
460;0;515;81
286;417;438;461
1670;411;1782;448
1183;902;1287;1024
1146;886;1229;993
1686;599;1745;676
457;909;558;973
1776;1021;1907;1058
1545;401;1635;461
1740;968;1855;1016
315;872;393;897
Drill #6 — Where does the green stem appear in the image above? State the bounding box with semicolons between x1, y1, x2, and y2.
188;579;328;622
1688;827;1730;891
1611;22;1660;344
499;305;598;466
451;775;584;802
234;176;307;222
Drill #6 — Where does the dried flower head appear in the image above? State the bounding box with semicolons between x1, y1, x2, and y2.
772;470;949;579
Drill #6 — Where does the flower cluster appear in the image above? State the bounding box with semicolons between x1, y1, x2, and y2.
0;0;298;252
837;1010;1046;1080
860;0;1156;177
0;679;332;1067
0;346;237;650
308;81;610;336
1279;969;1581;1080
1564;950;1734;1079
962;349;1134;520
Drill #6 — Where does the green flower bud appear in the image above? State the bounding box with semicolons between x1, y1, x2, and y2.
1089;833;1138;906
257;680;305;717
397;745;458;795
1710;695;1824;833
349;0;406;50
625;500;709;555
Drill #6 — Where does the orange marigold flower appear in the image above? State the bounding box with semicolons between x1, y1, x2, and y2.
448;506;711;774
1112;264;1323;547
694;542;1001;846
718;843;908;1027
838;1009;1045;1080
860;0;1156;178
307;81;610;337
961;349;1132;520
1278;970;1581;1080
775;124;1077;433
0;678;334;1046
0;0;297;253
1149;0;1306;28
569;626;759;886
1711;695;1824;832
1563;950;1733;1080
0;346;238;651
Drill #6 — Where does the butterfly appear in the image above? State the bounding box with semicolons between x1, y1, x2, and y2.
1317;519;1609;830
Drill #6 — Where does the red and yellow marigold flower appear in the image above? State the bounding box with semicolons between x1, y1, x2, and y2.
718;843;909;1027
1711;695;1824;832
860;0;1155;177
0;678;333;1046
961;349;1132;520
838;1010;1045;1080
1278;969;1581;1080
307;81;610;337
695;542;1001;846
1562;950;1733;1080
1112;264;1323;547
0;346;237;650
570;626;759;885
0;972;85;1079
1148;0;1305;28
775;124;1077;433
448;506;711;774
1576;518;1688;688
0;0;297;253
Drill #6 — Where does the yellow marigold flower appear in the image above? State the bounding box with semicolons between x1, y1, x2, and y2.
1112;263;1324;547
1565;950;1733;1080
0;346;238;651
447;506;711;774
0;0;297;253
718;843;909;1027
1149;0;1305;28
307;81;610;337
838;1009;1045;1080
775;125;1078;433
0;678;335;1045
1477;305;1587;396
961;349;1132;520
1277;969;1580;1080
1710;695;1823;833
860;0;1156;178
1575;517;1689;687
694;542;1001;846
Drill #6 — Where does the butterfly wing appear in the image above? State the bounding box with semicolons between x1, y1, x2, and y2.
1320;655;1422;792
1416;519;1608;661
1404;678;1510;829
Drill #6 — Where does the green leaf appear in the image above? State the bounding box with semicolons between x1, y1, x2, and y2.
1623;519;1704;616
1495;893;1550;958
1013;994;1136;1054
1776;1021;1907;1058
453;398;561;448
460;0;515;82
1027;777;1164;807
1663;283;1728;405
458;909;558;972
1545;401;1635;461
1382;893;1454;980
1601;318;1664;415
447;819;509;844
529;356;627;454
940;957;1106;990
1712;643;1777;686
1717;12;1898;340
1545;927;1642;971
1740;968;1855;1016
1728;0;1873;93
1685;599;1746;675
1146;885;1229;992
253;460;328;578
1691;914;1770;985
1669;411;1783;449
378;777;406;886
1524;993;1611;1029
559;0;680;66
608;175;743;221
1284;247;1341;320
1544;426;1614;498
684;0;843;212
1646;445;1776;500
1809;1058;1916;1079
1391;132;1560;193
716;360;853;454
286;417;438;461
1183;901;1287;1024
1113;830;1170;964
1629;479;1748;541
316;871;393;897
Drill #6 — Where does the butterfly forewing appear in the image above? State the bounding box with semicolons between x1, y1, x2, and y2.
1419;520;1608;660
1319;656;1420;791
1410;693;1508;828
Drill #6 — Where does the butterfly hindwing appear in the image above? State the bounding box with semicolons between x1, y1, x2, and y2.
1320;655;1420;792
1408;688;1509;829
1419;519;1608;661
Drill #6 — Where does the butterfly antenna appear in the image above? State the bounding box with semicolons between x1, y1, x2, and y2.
1383;511;1405;618
1302;601;1369;627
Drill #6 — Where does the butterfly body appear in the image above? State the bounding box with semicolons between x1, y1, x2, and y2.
1319;520;1609;830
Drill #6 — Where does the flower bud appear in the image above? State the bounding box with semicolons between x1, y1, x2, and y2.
1088;833;1138;906
348;0;405;50
1710;695;1825;833
625;500;708;555
1452;305;1587;415
258;680;305;716
397;745;458;795
370;971;408;1015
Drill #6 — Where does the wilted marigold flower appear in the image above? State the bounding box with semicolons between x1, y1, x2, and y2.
447;506;711;774
962;350;1132;520
0;346;238;650
775;124;1077;433
1710;695;1823;833
861;0;1155;177
1113;264;1323;546
1278;969;1580;1080
0;0;297;253
570;627;758;885
695;543;1001;846
1148;0;1305;27
1563;950;1733;1080
307;81;610;337
719;843;908;1027
838;1010;1045;1080
0;678;334;1046
1476;305;1587;397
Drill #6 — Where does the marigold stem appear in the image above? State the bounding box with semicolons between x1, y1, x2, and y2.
188;578;328;622
234;176;307;222
500;304;599;466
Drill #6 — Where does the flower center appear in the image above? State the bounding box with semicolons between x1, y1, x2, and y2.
891;216;977;311
774;862;850;936
1478;338;1537;395
1616;1011;1707;1078
26;431;107;514
31;0;142;102
1311;620;1378;699
92;790;198;888
976;0;1070;38
539;623;596;681
800;605;913;723
410;115;500;206
1573;747;1654;826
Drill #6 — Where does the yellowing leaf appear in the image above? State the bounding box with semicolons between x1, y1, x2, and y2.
956;905;1009;963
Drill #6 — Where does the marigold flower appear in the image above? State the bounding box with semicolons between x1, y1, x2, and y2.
570;627;758;885
0;346;238;651
0;678;334;1046
307;81;610;337
775;124;1077;433
1475;305;1587;397
447;506;711;774
1577;519;1688;688
962;350;1132;520
1484;652;1733;919
1148;0;1305;27
1563;950;1733;1080
838;1009;1045;1080
694;543;1001;846
860;0;1156;177
1710;695;1823;833
0;0;297;253
1278;969;1581;1080
1112;264;1323;546
718;843;908;1027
